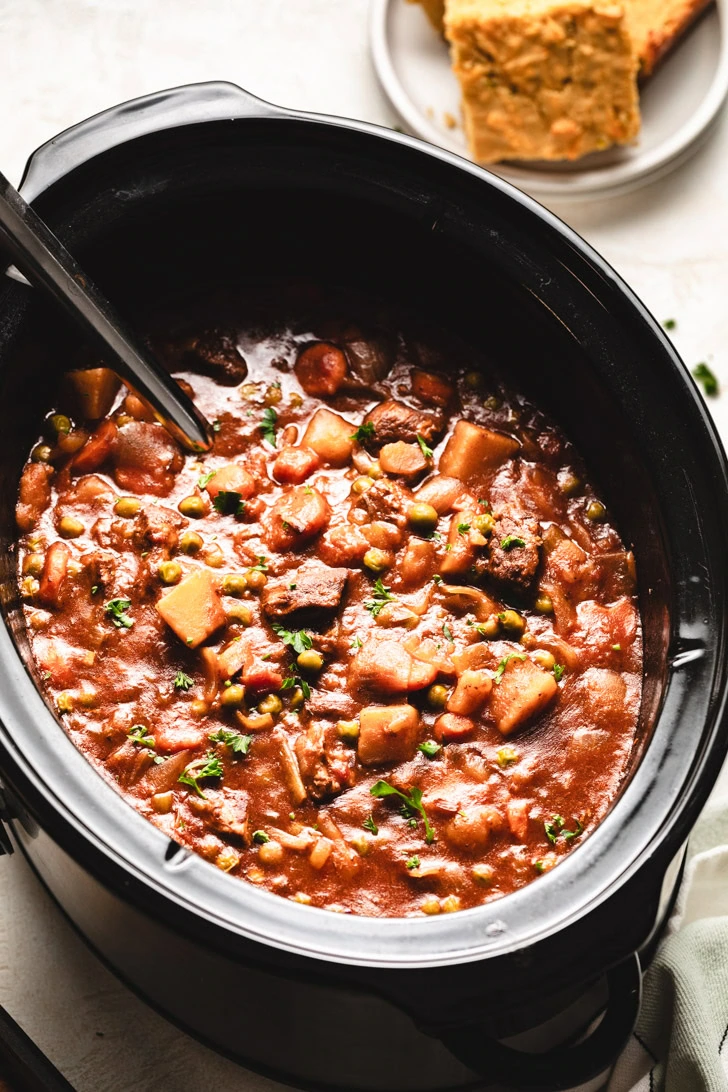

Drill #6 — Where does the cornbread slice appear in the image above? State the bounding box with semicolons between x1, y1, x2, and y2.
445;0;640;162
409;0;712;77
407;0;447;29
626;0;712;75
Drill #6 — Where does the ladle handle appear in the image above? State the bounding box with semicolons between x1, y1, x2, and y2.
0;171;213;454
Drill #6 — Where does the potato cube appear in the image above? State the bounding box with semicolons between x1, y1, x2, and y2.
67;367;120;419
156;569;226;648
439;420;519;481
490;657;557;735
301;408;355;467
358;704;420;765
447;669;492;715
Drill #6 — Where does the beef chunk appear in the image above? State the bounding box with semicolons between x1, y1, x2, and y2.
306;689;359;720
189;789;250;843
363;399;443;449
180;331;248;385
485;515;541;593
294;723;354;801
356;478;411;528
261;563;349;621
134;505;187;554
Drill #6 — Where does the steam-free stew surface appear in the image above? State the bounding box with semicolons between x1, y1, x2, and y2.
15;285;641;917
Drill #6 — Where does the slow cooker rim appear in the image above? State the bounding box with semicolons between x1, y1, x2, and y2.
0;85;727;970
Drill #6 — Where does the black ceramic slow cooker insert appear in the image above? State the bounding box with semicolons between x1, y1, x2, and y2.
0;83;726;1092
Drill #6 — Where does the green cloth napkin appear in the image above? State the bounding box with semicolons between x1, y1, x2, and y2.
608;796;728;1092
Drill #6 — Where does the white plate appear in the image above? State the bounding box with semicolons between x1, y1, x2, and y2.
370;0;728;200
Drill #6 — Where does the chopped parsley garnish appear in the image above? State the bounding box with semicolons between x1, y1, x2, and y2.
457;523;471;535
544;815;583;845
251;556;268;573
363;815;378;835
663;318;676;331
494;652;527;684
197;470;216;490
128;724;155;748
174;670;194;691
209;727;253;756
419;740;442;758
416;434;433;459
364;577;397;618
351;422;375;443
178;754;224;798
432;574;443;585
370;780;435;844
212;419;222;433
272;624;312;656
553;663;565;683
406;855;421;871
104;597;133;629
213;490;245;516
252;830;270;845
496;745;519;768
612;643;622;651
442;623;453;642
260;407;278;445
281;673;312;700
500;535;526;551
693;362;719;397
351;635;363;649
534;860;548;873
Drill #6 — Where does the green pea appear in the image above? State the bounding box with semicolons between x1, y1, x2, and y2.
220;684;245;707
222;573;247;597
363;548;391;574
499;609;525;637
245;569;267;592
259;694;283;714
178;495;206;518
427;684;449;710
158;561;182;585
49;413;72;435
585;500;606;522
31;444;53;463
58;515;85;539
407;503;439;535
179;530;203;554
114;496;141;518
225;602;252;626
297;649;324;673
351;476;373;495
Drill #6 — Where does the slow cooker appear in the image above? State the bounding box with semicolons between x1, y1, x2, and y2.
0;82;726;1092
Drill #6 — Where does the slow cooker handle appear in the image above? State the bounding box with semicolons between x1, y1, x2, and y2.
19;82;280;202
434;954;641;1091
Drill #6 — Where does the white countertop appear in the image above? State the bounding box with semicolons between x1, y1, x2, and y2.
1;2;726;1088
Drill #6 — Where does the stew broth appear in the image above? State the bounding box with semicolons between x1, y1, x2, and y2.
15;284;641;917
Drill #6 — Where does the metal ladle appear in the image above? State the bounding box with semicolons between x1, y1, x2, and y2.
0;171;214;453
